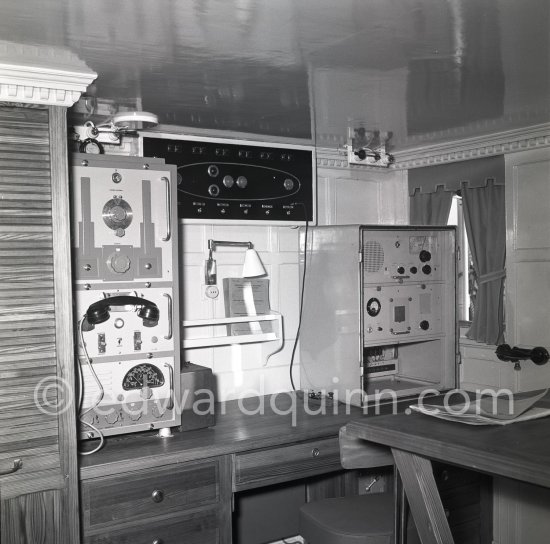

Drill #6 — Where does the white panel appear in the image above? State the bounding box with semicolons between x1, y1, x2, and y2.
277;226;300;252
514;160;550;250
515;261;550;346
180;223;206;253
278;263;300;340
334;178;379;224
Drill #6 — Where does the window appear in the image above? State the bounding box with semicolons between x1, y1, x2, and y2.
447;193;475;323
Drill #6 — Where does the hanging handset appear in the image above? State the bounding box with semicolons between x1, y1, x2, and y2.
84;296;160;328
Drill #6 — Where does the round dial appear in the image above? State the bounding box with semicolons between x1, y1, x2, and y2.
366;297;381;317
122;364;165;391
102;197;133;230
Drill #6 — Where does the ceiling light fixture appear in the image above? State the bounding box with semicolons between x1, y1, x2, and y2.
111;111;159;130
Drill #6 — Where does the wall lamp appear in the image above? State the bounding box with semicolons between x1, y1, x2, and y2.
205;239;266;286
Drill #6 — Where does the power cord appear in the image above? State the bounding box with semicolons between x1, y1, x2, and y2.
77;316;105;455
289;203;309;391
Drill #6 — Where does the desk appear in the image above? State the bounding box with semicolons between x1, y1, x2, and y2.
345;394;550;544
79;394;393;544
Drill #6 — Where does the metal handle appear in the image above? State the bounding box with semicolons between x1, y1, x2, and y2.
161;177;171;242
390;330;411;336
151;489;164;503
391;275;410;280
0;458;23;476
163;293;173;340
164;363;174;410
311;448;320;458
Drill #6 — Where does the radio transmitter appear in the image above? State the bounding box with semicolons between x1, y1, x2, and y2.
70;153;181;440
299;225;457;406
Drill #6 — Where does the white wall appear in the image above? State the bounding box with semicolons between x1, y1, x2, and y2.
180;155;406;401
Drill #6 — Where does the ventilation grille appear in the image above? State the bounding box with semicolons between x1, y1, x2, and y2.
363;241;384;273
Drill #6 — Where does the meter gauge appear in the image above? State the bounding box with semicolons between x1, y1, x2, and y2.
122;363;165;391
366;297;381;317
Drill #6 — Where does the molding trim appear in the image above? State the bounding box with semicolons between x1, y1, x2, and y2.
393;123;550;169
0;41;97;107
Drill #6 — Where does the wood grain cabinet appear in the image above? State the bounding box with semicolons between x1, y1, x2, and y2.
0;105;79;543
81;456;233;544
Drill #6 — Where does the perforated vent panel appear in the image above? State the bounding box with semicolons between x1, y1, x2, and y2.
363;241;384;273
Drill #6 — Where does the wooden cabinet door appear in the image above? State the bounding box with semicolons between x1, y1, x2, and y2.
0;105;79;543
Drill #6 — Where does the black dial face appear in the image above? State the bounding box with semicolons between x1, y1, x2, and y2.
366;297;381;317
122;364;165;391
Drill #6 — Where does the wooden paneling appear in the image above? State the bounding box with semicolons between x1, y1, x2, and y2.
1;489;62;544
0;106;61;493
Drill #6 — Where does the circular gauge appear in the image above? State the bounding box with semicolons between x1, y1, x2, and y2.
79;138;104;154
366;297;381;317
122;363;165;391
102;197;133;230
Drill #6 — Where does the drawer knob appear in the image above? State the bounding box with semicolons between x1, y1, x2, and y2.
151;489;164;503
152;539;164;544
311;448;320;458
0;458;22;476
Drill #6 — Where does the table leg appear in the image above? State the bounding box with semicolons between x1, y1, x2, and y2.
392;448;454;544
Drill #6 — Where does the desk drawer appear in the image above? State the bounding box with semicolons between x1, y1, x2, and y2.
82;458;220;531
235;437;341;490
85;506;220;544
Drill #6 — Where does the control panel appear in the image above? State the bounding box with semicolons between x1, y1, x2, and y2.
142;134;316;225
70;154;180;440
362;230;447;347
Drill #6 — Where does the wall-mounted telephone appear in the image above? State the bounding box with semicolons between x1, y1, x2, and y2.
495;344;550;368
84;296;159;328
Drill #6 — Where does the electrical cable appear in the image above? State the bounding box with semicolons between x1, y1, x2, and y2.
77;316;105;455
289;203;309;391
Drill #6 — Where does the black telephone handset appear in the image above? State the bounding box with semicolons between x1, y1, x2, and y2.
495;343;550;366
84;296;160;328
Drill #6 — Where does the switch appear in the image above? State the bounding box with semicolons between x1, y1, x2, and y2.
134;331;142;351
98;333;106;354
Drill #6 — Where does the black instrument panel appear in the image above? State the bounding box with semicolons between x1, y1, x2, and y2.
142;136;315;224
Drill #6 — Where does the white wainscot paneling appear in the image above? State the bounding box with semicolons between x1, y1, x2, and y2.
514;262;550;347
216;364;296;401
513;159;550;250
459;340;519;392
277;226;300;252
180;223;207;253
211;224;273;252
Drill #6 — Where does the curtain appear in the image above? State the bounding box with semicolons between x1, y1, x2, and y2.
462;180;506;344
408;156;506;344
410;185;453;225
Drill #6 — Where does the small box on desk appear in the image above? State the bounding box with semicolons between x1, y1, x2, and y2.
178;362;216;432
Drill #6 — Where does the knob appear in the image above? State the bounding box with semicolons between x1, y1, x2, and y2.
422;264;432;275
420;320;430;330
410;266;418;274
311;448;320;457
112;172;122;184
419;250;432;262
111;205;127;222
354;149;367;160
108;253;131;274
207;165;219;177
151;489;164;503
152;539;164;544
283;178;294;191
397;266;405;275
236;176;248;189
223;175;234;188
208;184;220;197
83;264;92;271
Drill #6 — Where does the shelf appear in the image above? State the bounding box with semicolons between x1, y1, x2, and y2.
182;312;284;364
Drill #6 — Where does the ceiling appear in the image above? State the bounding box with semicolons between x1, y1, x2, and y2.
1;0;549;150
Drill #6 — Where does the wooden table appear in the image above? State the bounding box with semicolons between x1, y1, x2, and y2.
345;394;550;544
